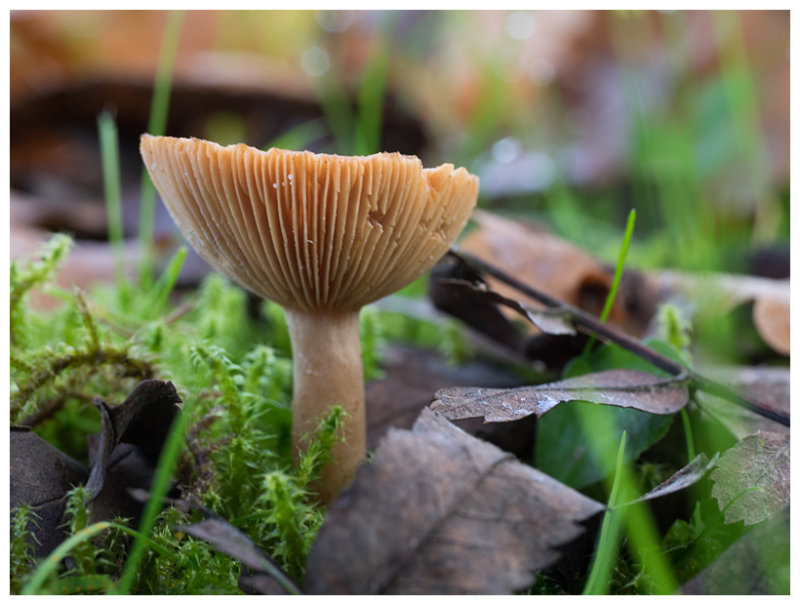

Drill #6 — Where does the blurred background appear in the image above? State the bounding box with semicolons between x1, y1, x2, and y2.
9;9;790;297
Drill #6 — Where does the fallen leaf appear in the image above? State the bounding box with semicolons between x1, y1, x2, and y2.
431;369;689;423
697;366;789;439
179;516;299;595
366;344;525;451
459;211;656;336
86;379;181;498
428;257;531;358
438;278;577;336
680;508;789;595
752;296;789;356
305;409;603;594
9;427;88;557
710;431;789;526
633;453;718;504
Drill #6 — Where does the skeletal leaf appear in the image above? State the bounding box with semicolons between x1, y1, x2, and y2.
710;431;789;526
431;369;689;423
305;409;603;594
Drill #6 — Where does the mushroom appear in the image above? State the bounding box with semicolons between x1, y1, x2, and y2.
140;135;479;502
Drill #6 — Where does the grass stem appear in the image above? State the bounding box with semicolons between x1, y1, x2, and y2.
139;10;184;288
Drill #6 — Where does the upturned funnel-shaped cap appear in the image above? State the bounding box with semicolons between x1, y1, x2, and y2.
141;135;479;311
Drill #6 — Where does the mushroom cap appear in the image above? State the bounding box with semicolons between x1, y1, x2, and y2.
141;135;479;311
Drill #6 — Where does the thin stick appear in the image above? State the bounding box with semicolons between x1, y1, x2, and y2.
447;247;789;427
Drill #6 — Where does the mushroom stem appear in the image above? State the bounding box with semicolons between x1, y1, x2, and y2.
285;308;365;503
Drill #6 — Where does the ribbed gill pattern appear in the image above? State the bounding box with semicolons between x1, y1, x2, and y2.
140;135;479;311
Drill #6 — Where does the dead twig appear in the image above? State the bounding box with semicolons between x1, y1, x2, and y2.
446;247;789;427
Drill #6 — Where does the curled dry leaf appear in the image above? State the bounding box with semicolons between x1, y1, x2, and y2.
752;297;789;356
459;210;656;336
439;278;577;336
305;409;603;595
633;453;718;504
431;369;689;423
710;431;789;526
86;379;181;499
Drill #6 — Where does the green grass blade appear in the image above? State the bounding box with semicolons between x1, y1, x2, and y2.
353;15;394;155
583;431;627;594
114;399;192;594
313;72;355;154
97;111;126;290
22;522;113;594
266;118;328;151
583;208;637;354
147;246;187;314
139;10;184;288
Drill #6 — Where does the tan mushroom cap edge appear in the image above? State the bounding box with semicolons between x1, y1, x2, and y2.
140;135;479;310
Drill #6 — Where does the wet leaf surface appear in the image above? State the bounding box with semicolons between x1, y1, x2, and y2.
431;369;689;423
305;409;603;594
681;508;789;595
710;431;789;526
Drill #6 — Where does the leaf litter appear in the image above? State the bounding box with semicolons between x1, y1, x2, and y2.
10;379;182;556
305;409;604;594
431;369;689;423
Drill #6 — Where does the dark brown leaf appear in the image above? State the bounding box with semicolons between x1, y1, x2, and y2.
305;409;603;594
431;369;689;423
438;278;577;336
86;379;181;499
9;426;88;557
710;431;790;526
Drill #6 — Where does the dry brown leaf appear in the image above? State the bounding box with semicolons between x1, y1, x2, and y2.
86;380;181;498
697;367;789;439
305;409;603;594
431;369;689;423
460;210;655;336
752;297;789;356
